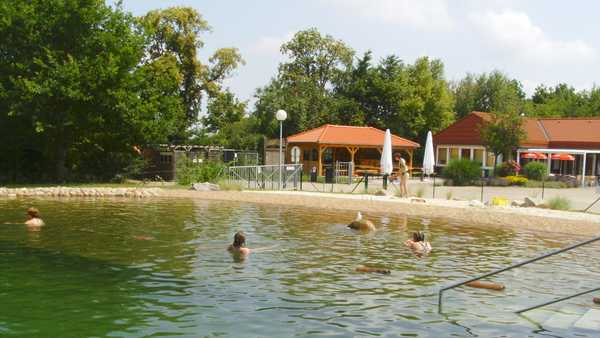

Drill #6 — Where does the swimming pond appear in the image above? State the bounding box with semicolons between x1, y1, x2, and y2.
1;197;599;337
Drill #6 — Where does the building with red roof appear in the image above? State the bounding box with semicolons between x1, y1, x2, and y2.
286;124;419;176
433;111;600;185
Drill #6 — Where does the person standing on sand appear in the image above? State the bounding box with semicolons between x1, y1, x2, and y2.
25;207;45;228
399;158;409;198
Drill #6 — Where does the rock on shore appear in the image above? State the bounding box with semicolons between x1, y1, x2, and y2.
0;187;161;198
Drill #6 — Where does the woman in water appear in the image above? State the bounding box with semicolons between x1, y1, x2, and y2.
25;207;45;228
227;231;251;256
404;231;431;257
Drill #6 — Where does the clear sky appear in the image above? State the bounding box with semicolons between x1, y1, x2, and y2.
117;0;600;105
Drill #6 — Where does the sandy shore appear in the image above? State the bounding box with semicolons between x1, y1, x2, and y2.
161;189;600;236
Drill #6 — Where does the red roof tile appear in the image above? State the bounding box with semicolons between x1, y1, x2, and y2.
434;111;600;150
287;124;420;148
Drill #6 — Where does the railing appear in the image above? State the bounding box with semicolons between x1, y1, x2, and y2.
438;235;600;314
223;164;303;190
335;161;353;185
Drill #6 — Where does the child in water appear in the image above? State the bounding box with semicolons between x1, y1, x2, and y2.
404;231;431;257
25;207;45;228
227;231;251;256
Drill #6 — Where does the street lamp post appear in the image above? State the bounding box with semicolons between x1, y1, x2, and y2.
276;109;287;190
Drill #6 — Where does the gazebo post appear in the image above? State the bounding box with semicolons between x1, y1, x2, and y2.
318;145;322;177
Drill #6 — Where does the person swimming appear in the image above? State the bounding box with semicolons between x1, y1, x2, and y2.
404;231;431;257
227;231;251;256
25;207;45;228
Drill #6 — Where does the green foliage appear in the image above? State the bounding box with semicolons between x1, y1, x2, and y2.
217;180;243;191
453;71;525;118
442;159;482;186
547;196;572;210
524;180;569;189
495;162;518;177
445;190;453;200
523;162;548;180
480;112;526;174
505;175;528;186
175;158;225;186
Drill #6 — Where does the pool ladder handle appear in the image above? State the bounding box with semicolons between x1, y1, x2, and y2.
438;234;600;314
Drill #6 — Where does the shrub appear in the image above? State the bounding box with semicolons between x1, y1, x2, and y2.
495;161;517;177
176;158;225;186
442;159;482;186
505;175;528;186
523;162;548;181
446;190;453;200
547;196;571;210
415;187;425;198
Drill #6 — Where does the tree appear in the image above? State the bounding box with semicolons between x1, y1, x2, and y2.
253;28;354;137
529;83;585;117
140;7;244;126
0;0;148;180
453;71;525;118
480;112;526;175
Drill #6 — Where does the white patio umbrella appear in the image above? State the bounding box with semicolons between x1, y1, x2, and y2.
423;130;435;176
380;129;394;175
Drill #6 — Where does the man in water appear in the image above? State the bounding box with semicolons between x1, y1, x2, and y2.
227;231;251;256
25;207;45;228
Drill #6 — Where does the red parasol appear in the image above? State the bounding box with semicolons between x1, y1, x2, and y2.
551;153;575;161
520;153;538;159
535;153;548;160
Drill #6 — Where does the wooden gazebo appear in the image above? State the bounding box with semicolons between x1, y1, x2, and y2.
286;124;420;176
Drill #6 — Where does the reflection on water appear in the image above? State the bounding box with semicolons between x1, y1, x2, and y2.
0;197;599;337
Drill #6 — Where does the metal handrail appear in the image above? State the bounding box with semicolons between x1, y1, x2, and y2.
438;235;600;313
516;286;600;314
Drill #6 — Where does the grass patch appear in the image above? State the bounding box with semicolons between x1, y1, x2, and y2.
547;196;572;211
217;180;243;191
415;187;425;198
524;180;570;189
446;190;453;200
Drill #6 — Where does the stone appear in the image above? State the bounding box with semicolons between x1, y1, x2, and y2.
511;200;523;207
191;182;220;192
522;196;541;208
469;200;485;208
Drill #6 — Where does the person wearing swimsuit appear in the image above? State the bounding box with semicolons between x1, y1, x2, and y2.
404;231;432;257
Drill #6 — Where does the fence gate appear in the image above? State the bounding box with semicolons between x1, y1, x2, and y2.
335;161;353;185
223;164;303;190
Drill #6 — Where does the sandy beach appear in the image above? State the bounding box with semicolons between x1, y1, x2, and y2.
161;189;600;236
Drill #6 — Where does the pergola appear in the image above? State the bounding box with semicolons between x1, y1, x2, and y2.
517;148;600;187
286;124;420;176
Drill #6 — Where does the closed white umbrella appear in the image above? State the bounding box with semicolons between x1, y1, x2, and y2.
423;130;435;176
380;129;394;175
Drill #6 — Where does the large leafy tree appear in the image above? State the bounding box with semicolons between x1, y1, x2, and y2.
453;71;525;118
0;0;149;180
140;7;244;127
253;28;354;137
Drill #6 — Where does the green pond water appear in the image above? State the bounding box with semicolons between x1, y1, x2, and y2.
1;197;599;337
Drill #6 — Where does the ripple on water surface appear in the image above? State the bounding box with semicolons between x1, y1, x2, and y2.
0;197;599;337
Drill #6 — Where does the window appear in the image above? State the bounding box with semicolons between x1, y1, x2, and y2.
473;149;484;165
160;153;172;164
303;149;310;161
438;147;448;165
450;148;459;161
461;148;471;160
311;148;318;161
486;152;496;168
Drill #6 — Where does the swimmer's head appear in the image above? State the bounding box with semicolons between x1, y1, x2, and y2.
232;231;246;248
413;231;425;242
27;207;40;219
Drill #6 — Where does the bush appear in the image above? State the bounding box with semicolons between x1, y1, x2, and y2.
547;196;571;210
442;159;482;186
505;175;528;186
523;162;548;180
176;158;225;186
495;161;517;177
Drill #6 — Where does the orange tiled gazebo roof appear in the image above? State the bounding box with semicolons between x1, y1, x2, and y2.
287;124;420;148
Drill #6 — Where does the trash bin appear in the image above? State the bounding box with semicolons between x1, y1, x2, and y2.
310;166;318;183
325;167;334;183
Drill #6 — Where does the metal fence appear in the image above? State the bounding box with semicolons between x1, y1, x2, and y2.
223;164;303;190
335;161;354;185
